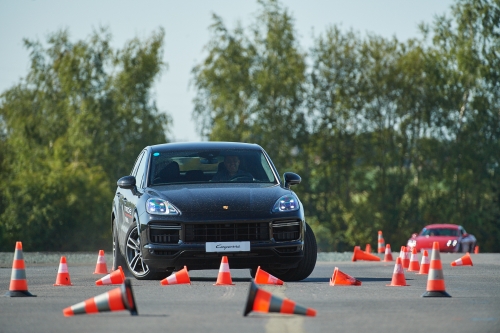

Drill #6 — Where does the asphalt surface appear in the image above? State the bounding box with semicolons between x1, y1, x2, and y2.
0;252;499;333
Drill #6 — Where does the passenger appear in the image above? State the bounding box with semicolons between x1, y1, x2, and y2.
211;155;253;181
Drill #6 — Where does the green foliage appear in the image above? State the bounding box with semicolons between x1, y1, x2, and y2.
192;0;306;170
192;0;500;251
0;28;170;251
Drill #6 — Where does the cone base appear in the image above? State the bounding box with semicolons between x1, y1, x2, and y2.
422;290;451;297
386;284;409;287
54;283;73;286
122;280;139;316
4;290;36;297
214;283;235;286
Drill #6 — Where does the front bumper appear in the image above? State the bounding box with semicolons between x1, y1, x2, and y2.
142;240;304;271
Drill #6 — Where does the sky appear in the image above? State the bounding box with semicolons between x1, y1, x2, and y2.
0;0;455;142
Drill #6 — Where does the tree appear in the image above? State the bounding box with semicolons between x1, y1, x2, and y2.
192;0;307;171
0;28;170;250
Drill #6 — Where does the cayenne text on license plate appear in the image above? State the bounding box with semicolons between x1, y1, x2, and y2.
205;241;250;252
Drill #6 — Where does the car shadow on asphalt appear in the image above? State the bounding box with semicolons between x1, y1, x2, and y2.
190;277;252;282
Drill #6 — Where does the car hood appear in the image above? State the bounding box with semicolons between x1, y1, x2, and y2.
148;183;290;213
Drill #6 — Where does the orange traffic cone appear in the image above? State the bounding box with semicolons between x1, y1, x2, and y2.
387;257;408;286
54;256;73;286
244;280;316;317
254;266;284;285
474;245;479;254
214;256;234;285
352;246;381;262
407;248;420;272
365;244;372;253
383;244;393;262
417;250;430;275
93;250;108;274
96;266;125;286
401;246;410;269
63;279;138;316
422;242;451;297
160;266;191;285
4;242;35;297
377;231;385;253
329;267;361;286
451;252;473;267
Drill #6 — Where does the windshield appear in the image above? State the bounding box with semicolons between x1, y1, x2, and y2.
420;228;459;237
148;149;278;185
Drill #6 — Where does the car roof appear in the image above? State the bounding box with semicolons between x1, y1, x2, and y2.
149;141;263;151
424;224;460;229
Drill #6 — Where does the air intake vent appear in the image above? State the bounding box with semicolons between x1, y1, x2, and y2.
272;220;300;242
149;224;181;244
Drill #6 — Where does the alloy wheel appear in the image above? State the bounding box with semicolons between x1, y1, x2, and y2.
125;226;150;278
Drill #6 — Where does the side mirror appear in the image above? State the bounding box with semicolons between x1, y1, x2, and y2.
283;172;301;189
117;176;136;189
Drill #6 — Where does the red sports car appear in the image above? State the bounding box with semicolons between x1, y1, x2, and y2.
407;224;477;253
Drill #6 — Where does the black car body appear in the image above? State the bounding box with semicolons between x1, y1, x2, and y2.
111;142;317;281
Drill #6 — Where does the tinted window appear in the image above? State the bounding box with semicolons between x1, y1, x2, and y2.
134;150;149;188
131;151;145;177
421;228;459;237
149;149;278;185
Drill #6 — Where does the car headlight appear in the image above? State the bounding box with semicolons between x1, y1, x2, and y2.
146;198;180;215
446;240;458;247
272;194;299;212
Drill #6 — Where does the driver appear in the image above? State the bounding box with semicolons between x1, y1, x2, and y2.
211;155;253;181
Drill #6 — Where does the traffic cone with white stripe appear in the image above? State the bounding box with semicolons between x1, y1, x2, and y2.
329;267;361;286
93;250;108;274
96;266;125;286
54;256;73;286
383;244;393;262
400;246;410;269
214;256;234;285
160;266;191;285
417;250;430;275
244;280;316;317
386;257;408;286
407;248;420;272
255;266;284;285
422;242;451;297
377;231;385;253
63;279;138;316
451;252;473;267
4;242;36;297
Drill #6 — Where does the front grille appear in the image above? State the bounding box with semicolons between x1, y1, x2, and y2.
272;220;301;242
184;223;269;242
149;224;181;244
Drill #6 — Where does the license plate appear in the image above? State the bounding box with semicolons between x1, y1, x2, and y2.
206;241;250;252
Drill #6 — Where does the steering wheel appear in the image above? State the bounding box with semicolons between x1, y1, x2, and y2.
229;175;254;182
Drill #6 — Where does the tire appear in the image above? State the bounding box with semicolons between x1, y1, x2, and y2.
266;223;317;282
124;224;168;280
112;222;127;272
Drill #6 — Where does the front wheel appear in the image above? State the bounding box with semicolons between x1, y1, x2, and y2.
266;223;317;282
124;224;167;280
